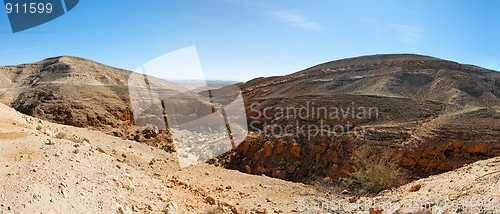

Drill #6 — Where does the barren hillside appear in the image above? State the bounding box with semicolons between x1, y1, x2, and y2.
0;56;181;151
222;54;500;183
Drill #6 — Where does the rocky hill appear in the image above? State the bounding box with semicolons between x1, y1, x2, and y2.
0;56;181;151
221;54;500;183
242;54;499;105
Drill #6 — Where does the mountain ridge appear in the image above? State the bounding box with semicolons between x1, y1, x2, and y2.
241;53;500;107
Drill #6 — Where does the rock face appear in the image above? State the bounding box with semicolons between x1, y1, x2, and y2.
221;54;500;182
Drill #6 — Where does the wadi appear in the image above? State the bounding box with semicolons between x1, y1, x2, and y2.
0;54;499;213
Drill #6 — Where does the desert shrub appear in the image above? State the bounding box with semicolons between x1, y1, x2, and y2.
349;145;403;193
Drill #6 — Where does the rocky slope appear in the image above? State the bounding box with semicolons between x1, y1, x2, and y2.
0;56;181;151
221;54;500;183
373;156;500;213
242;54;499;105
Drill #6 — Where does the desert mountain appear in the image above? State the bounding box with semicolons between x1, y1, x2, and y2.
0;56;133;125
0;56;206;151
0;56;133;127
222;54;500;183
243;54;499;105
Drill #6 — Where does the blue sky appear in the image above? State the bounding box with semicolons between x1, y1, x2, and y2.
0;0;499;81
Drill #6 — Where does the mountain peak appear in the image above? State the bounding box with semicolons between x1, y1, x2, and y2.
40;55;103;66
300;53;442;73
331;53;439;63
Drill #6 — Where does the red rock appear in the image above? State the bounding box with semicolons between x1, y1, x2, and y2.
239;142;250;155
410;184;422;192
327;164;339;177
369;208;383;214
262;141;273;158
275;140;285;154
205;196;216;205
465;143;488;154
290;143;301;157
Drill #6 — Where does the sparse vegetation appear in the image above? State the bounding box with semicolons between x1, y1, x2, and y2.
349;145;404;193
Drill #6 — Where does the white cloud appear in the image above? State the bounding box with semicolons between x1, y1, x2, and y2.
272;11;323;31
390;24;422;44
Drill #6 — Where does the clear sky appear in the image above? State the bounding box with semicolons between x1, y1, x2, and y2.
0;0;499;81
